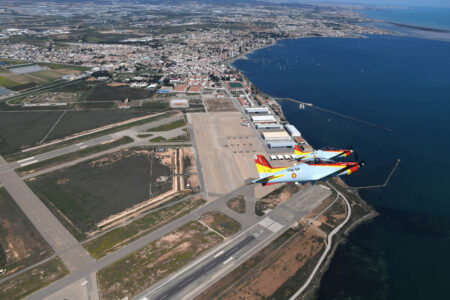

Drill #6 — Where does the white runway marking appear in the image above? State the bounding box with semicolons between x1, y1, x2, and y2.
79;145;88;149
17;156;35;163
267;222;284;233
81;280;88;286
214;250;224;258
222;257;234;265
76;143;84;146
20;159;38;167
258;217;274;228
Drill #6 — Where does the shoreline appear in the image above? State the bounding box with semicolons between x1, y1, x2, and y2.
226;46;379;298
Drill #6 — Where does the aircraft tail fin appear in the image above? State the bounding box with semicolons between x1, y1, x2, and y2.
294;144;305;155
254;155;273;179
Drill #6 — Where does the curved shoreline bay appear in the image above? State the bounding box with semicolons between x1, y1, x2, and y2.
233;35;450;299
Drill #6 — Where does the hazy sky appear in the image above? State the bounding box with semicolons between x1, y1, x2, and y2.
297;0;450;8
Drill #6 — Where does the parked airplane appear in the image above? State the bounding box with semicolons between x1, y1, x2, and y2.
293;144;353;162
252;154;363;186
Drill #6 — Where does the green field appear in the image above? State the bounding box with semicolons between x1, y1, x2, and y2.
98;221;222;299
27;148;172;240
16;136;134;176
0;257;68;300
84;196;205;258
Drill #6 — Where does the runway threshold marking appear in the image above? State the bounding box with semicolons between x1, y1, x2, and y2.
214;250;224;258
19;159;38;167
223;257;234;265
17;156;35;163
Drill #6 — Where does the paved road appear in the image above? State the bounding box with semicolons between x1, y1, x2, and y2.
0;156;94;272
135;185;331;300
25;183;255;299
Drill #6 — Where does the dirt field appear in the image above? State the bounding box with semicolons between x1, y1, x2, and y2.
98;221;223;299
0;257;68;300
0;188;53;277
190;112;282;200
199;211;241;237
27;148;173;240
226;196;246;214
197;194;347;300
255;183;309;216
181;147;199;191
13;91;81;104
203;97;237;112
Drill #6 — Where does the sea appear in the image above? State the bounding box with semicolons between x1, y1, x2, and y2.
233;12;450;300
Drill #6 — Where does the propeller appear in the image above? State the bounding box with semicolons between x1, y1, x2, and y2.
358;160;365;167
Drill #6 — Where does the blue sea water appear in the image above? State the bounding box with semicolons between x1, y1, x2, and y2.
233;35;450;299
359;7;450;30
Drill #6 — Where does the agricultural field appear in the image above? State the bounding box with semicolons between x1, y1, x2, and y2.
0;64;84;91
199;211;241;237
98;221;223;300
84;196;205;258
0;257;68;300
0;188;53;278
0;110;147;156
27;148;173;240
226;196;246;214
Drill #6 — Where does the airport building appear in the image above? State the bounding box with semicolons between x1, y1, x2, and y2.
245;107;269;114
262;130;291;140
285;124;301;137
251;115;276;123
267;141;296;149
255;123;282;129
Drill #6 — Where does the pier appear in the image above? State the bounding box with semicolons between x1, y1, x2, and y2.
355;159;401;190
276;97;393;132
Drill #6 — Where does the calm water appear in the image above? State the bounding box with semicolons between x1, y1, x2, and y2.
359;7;450;30
233;35;450;299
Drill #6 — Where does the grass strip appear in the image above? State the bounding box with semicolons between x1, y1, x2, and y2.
5;112;174;162
0;257;68;300
149;136;166;142
16;136;134;176
145;118;185;132
84;197;205;259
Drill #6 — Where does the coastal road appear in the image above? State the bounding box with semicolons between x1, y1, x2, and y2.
135;185;331;300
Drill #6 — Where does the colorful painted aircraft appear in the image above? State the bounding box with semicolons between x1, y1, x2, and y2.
252;154;363;186
293;144;353;162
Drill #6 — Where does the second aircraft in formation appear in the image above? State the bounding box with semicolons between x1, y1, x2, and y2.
253;145;363;186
